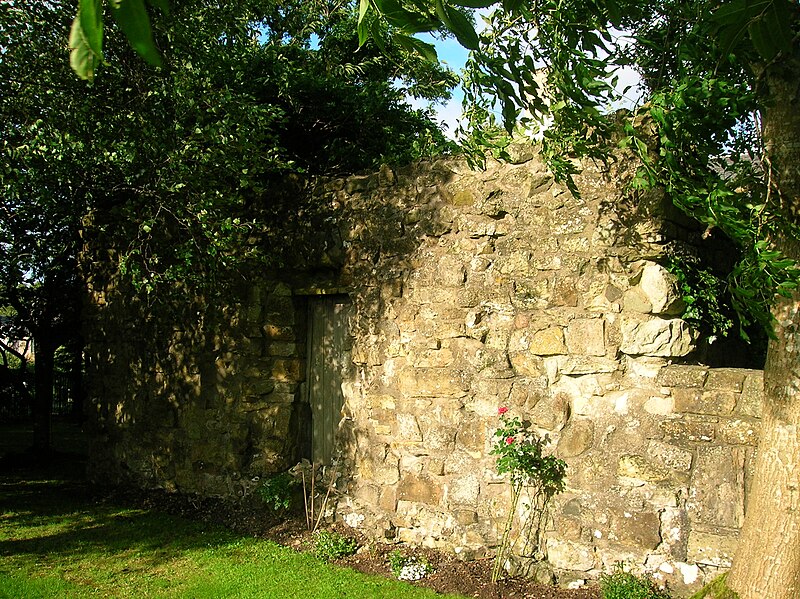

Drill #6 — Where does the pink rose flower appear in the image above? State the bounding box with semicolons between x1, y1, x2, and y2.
498;407;509;415
505;436;515;444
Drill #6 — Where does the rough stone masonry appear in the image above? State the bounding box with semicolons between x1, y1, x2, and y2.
83;145;761;595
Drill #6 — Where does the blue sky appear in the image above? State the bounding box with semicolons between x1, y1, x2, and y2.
412;31;643;138
411;34;470;137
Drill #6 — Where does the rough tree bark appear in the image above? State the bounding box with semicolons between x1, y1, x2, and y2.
728;50;800;599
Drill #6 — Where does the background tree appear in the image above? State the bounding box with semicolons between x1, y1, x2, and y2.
92;0;456;292
0;307;35;421
1;0;86;452
3;0;454;450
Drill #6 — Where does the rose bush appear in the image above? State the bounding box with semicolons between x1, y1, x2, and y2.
490;407;567;582
491;409;567;494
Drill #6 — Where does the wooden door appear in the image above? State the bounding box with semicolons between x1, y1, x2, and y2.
306;295;352;465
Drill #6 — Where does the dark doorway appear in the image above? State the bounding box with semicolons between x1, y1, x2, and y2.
305;295;353;465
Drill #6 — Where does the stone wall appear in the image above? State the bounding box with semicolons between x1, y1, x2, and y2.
83;148;762;594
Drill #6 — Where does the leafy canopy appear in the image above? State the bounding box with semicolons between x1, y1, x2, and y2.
1;1;84;343
73;0;800;336
18;0;455;299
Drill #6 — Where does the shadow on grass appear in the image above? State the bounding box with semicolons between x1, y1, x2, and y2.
0;457;241;572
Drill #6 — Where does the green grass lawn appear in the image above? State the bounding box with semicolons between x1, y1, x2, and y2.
0;471;464;599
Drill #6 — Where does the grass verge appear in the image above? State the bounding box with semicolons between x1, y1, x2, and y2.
0;472;463;599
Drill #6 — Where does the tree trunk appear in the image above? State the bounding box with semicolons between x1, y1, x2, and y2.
70;337;85;421
31;333;55;454
727;50;800;599
728;292;800;598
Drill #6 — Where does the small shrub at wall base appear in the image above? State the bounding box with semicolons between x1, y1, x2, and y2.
599;564;671;599
312;530;358;562
256;472;298;512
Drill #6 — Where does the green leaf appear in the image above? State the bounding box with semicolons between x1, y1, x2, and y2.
501;97;517;128
110;0;162;67
79;0;104;59
753;0;793;59
372;0;402;20
358;0;370;24
582;31;607;54
435;0;480;50
370;18;386;50
394;34;438;62
711;0;792;59
605;0;623;28
712;0;765;26
748;18;778;60
373;0;437;32
501;0;523;12
358;16;370;47
715;25;745;55
69;14;100;81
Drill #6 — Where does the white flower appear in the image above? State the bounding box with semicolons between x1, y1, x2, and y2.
343;512;365;528
397;561;432;581
398;564;423;581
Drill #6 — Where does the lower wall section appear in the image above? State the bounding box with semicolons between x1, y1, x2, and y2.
335;364;760;595
84;282;311;497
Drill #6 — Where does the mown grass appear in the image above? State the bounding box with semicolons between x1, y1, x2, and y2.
0;469;463;599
